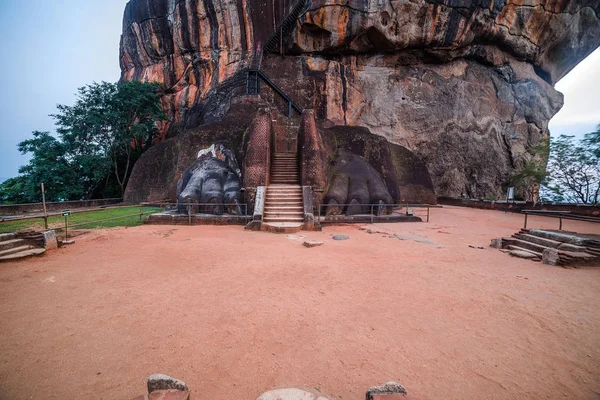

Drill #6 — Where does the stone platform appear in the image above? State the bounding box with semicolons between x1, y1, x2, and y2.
145;212;249;226
319;214;422;225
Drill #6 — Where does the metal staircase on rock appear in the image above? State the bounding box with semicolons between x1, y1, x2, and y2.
263;153;304;230
492;229;600;267
264;0;311;54
245;0;308;117
0;232;46;262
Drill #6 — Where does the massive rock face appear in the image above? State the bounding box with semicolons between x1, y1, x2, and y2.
121;0;600;199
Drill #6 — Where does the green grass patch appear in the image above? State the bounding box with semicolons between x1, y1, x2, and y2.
0;206;161;233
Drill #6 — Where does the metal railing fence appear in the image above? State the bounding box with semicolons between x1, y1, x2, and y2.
315;203;431;223
522;210;600;230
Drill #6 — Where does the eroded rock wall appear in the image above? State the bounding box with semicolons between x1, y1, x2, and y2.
120;0;600;198
259;53;562;197
120;0;299;132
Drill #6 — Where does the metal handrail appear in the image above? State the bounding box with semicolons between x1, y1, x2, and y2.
248;69;303;116
522;209;600;230
264;0;311;54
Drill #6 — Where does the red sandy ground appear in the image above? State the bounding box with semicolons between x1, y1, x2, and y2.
1;206;599;400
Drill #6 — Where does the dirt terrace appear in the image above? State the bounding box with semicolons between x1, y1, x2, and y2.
0;206;599;400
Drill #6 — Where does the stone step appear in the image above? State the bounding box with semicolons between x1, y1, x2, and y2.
270;181;300;184
0;248;46;262
503;237;549;254
267;187;302;191
261;222;304;233
264;205;303;209
509;249;542;260
266;195;303;200
514;233;562;249
265;204;304;209
263;210;304;220
507;245;543;258
0;233;16;242
528;229;592;246
542;248;598;266
0;239;25;252
264;216;304;222
0;244;35;258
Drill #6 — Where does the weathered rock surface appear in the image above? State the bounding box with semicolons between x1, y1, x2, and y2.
121;0;600;198
125;99;436;205
147;373;188;393
366;381;408;399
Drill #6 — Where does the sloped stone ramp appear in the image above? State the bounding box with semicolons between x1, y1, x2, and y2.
491;229;600;267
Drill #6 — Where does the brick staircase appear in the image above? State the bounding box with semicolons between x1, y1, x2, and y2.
492;229;600;267
263;153;304;231
0;232;46;262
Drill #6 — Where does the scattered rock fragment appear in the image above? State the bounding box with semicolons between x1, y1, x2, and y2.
468;245;485;249
332;235;349;241
303;241;324;248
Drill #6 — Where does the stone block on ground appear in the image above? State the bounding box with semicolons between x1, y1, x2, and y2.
257;388;329;400
42;230;58;250
149;389;190;400
332;234;349;240
490;238;503;249
542;248;560;265
147;374;188;393
303;240;324;248
509;250;539;260
366;382;407;400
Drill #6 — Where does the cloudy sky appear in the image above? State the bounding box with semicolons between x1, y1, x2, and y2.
0;2;598;182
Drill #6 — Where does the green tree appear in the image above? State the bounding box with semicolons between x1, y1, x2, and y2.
543;134;600;204
54;80;166;196
0;177;28;204
511;137;549;202
0;81;167;204
17;131;85;202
